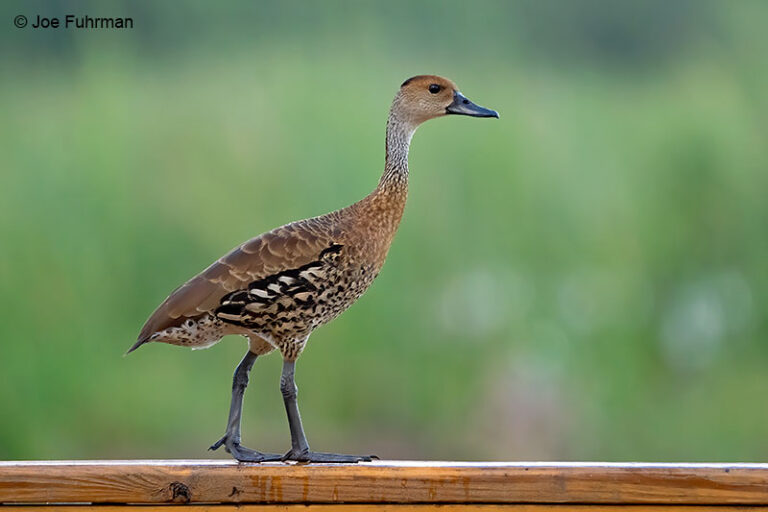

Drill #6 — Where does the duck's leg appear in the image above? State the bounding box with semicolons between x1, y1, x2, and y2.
280;359;374;463
210;351;282;462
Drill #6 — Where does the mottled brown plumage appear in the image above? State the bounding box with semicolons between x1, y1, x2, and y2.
132;180;406;360
131;75;498;462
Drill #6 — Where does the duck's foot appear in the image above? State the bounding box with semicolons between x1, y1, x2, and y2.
282;449;377;463
209;435;282;463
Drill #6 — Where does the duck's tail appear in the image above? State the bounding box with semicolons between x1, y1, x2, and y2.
125;336;150;356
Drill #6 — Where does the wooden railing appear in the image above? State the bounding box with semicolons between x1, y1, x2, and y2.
1;461;767;510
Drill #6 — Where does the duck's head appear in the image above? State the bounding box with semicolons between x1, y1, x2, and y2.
394;75;499;125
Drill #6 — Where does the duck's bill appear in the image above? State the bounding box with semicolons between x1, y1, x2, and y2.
446;91;499;118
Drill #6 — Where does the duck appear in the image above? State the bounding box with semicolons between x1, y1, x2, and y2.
130;75;498;463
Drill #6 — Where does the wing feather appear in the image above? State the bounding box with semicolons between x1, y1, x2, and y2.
136;221;333;343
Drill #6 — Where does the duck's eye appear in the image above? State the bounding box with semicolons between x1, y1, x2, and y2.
428;84;441;94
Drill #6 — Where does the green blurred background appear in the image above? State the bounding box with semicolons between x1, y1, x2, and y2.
1;0;767;461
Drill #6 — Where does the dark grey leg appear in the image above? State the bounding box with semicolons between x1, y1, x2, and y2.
209;351;281;462
280;360;310;454
280;359;375;463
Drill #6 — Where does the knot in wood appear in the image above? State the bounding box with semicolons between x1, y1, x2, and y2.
169;481;191;503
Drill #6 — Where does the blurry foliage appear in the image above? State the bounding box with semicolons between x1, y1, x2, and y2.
0;0;767;461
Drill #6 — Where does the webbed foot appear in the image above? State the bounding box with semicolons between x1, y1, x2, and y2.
282;449;377;463
209;434;282;463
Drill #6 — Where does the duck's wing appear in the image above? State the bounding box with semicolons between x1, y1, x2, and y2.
134;220;335;347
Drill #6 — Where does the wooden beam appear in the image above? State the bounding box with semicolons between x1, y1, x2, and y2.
1;461;767;505
0;507;765;512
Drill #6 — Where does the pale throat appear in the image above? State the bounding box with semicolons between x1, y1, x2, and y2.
379;110;417;188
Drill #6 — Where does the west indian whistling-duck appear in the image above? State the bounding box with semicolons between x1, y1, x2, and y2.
130;75;499;463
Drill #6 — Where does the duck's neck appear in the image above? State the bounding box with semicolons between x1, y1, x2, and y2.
379;110;415;189
349;107;417;251
355;110;415;240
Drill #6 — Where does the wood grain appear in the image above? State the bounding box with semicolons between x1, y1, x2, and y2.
1;507;765;512
1;461;767;505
